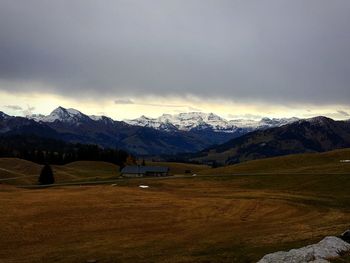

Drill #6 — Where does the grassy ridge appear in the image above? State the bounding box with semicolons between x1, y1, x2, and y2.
199;148;350;175
53;161;120;182
0;159;120;185
0;158;209;185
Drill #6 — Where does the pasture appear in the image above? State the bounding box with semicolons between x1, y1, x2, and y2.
0;149;350;262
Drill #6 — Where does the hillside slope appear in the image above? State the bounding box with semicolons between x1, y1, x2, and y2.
0;159;120;185
199;148;350;175
192;117;350;165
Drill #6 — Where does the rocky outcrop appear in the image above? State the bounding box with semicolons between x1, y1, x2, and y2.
258;236;350;263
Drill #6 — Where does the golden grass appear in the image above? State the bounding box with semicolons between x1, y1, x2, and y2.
1;172;350;262
0;159;120;185
1;150;350;262
53;161;120;182
0;158;42;185
0;158;207;186
199;148;350;175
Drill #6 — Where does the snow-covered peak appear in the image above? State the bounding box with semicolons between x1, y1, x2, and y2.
89;115;115;124
125;112;234;132
89;115;103;121
228;117;298;129
124;112;299;132
29;106;90;123
258;117;299;128
26;107;298;132
302;116;334;126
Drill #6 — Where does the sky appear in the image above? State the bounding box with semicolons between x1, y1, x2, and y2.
0;0;350;120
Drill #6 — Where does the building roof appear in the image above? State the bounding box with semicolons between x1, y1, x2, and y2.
121;166;169;174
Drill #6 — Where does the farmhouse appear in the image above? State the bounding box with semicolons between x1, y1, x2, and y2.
121;166;170;177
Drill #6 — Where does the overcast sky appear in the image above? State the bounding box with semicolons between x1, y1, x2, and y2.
0;0;350;119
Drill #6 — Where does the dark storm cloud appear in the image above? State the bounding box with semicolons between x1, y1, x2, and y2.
337;110;350;117
114;99;184;108
1;0;350;105
5;105;22;111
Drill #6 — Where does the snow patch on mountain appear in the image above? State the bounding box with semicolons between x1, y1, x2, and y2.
89;115;103;121
124;112;298;132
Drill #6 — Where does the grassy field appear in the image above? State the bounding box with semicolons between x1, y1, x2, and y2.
0;150;350;262
1;173;350;263
0;159;209;186
0;159;121;185
199;148;350;175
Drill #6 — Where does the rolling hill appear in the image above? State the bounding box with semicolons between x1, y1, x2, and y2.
199;148;350;175
0;159;120;185
0;158;210;185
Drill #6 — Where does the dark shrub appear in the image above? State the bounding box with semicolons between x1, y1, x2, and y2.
38;164;55;185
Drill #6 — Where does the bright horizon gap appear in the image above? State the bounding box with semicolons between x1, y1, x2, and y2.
0;91;349;121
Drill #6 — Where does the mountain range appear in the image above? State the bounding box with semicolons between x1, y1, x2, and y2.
0;107;298;156
189;116;350;165
2;106;349;162
124;112;298;132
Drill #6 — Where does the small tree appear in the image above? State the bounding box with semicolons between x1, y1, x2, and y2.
39;164;55;185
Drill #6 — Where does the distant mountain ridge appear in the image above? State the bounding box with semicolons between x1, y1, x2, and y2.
189;116;350;165
3;106;347;159
124;112;298;132
29;106;114;124
0;107;242;155
28;107;298;133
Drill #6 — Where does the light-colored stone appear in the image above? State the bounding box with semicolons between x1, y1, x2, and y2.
257;236;350;263
309;259;329;263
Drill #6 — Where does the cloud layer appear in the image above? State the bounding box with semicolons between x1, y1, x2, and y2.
0;1;350;105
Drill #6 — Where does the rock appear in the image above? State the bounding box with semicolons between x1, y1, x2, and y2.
257;236;350;263
340;230;350;243
310;260;329;263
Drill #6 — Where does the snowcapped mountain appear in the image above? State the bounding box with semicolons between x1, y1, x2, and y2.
15;106;241;155
28;107;115;125
125;112;235;132
28;107;298;132
28;107;89;123
124;112;298;132
3;106;348;157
